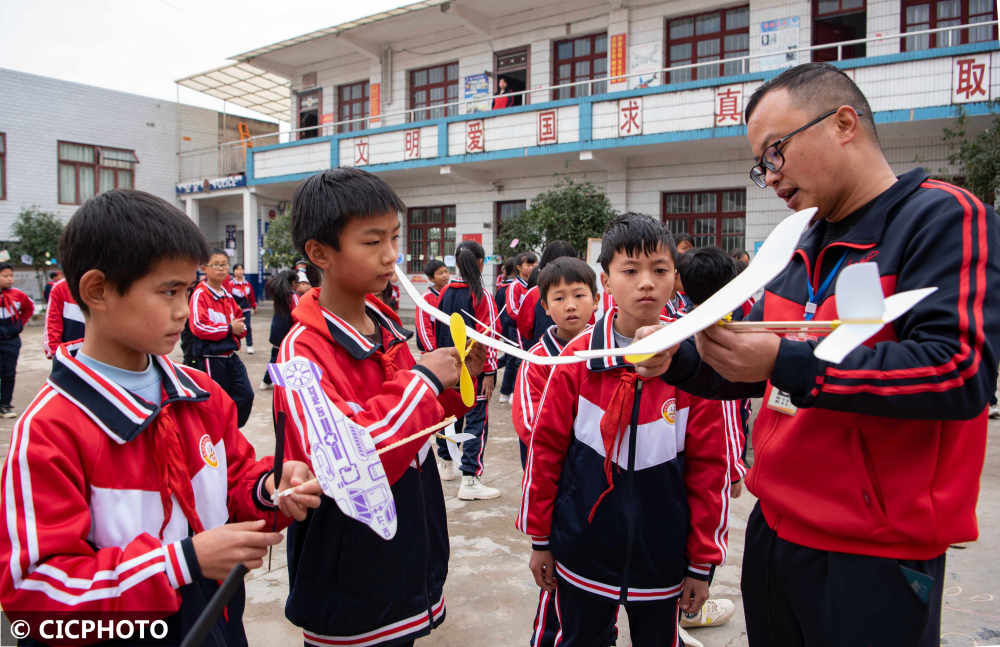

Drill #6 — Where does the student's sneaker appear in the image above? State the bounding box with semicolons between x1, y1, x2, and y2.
247;346;255;355
0;406;16;419
458;475;501;500
677;627;703;647
497;394;509;403
679;598;736;628
259;379;273;391
990;404;1000;419
438;460;461;481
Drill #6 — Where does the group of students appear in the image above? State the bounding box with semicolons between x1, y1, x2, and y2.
0;61;997;647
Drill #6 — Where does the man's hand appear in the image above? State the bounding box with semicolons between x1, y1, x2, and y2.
191;519;283;579
678;577;709;616
631;324;679;379
479;373;496;399
695;324;780;383
230;317;247;337
265;460;323;521
417;348;461;389
529;550;557;593
465;342;487;378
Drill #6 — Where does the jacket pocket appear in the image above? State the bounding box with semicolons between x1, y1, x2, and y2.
857;431;888;521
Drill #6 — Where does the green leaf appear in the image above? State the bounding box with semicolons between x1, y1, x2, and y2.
11;207;64;297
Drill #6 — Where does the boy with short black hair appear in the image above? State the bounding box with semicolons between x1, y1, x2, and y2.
0;189;320;645
0;263;33;418
274;167;483;646
415;258;449;353
518;214;733;647
189;249;254;427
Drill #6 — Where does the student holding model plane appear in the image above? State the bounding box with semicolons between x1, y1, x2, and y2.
629;63;1000;647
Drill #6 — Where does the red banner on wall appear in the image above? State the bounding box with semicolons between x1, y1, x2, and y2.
610;33;627;85
370;83;381;126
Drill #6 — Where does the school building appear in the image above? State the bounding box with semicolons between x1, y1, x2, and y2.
175;0;999;300
0;67;278;298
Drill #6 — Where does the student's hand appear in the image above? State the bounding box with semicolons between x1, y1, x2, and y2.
417;348;461;389
529;550;557;593
191;519;283;579
230;317;247;336
630;324;680;379
731;481;743;498
465;342;487;378
695;324;779;383
678;577;709;616
265;461;323;521
479;373;496;399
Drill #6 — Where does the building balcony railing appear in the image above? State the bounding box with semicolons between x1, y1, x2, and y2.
176;21;999;189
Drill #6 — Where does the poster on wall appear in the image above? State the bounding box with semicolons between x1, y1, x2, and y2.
225;224;237;250
628;42;662;89
759;16;800;71
464;73;491;112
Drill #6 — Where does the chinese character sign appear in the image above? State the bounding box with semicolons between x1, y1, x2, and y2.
618;98;642;136
538;110;558;145
404;130;421;160
466;120;485;153
952;55;990;104
354;137;370;166
715;86;743;126
610;33;627;85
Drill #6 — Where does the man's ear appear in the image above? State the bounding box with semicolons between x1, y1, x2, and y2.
77;269;108;313
304;240;333;272
834;104;861;143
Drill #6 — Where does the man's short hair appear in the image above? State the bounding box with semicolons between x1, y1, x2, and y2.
745;62;877;139
292;168;405;254
60;190;209;314
597;213;676;272
538;257;597;303
677;247;737;306
423;259;446;279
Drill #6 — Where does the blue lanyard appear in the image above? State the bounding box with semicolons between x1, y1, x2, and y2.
804;250;849;320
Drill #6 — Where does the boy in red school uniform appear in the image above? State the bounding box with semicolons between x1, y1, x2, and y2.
43;276;85;358
273;168;484;647
0;189;321;646
415;259;450;352
189;249;254;427
518;214;734;647
225;262;258;354
0;263;34;418
498;251;538;401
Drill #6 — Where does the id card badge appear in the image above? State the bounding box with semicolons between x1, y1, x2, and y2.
767;386;798;416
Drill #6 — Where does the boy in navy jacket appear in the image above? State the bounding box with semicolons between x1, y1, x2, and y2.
518;215;733;647
0;190;320;646
0;263;33;418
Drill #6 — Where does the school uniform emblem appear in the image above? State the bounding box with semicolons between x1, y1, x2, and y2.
661;398;677;424
199;434;219;468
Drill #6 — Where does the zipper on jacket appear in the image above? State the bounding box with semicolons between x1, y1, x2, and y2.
618;378;643;605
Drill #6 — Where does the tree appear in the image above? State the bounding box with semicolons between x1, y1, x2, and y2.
11;207;64;297
495;177;617;257
942;104;1000;204
261;205;298;270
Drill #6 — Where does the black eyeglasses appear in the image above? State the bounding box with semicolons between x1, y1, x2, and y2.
749;109;861;189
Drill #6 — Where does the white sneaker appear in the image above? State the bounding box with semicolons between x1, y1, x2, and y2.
679;598;736;628
438;461;461;481
990;405;1000;419
458;475;500;500
247;346;255;355
677;626;703;647
259;379;273;391
498;394;508;403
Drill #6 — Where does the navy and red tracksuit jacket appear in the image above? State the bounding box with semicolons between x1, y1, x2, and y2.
188;281;244;356
434;280;499;374
0;344;284;646
43;279;85;358
415;286;441;352
225;277;257;313
515;286;556;351
664;169;1000;560
273;291;469;646
506;277;531;346
0;288;34;340
512;325;575;447
518;309;736;603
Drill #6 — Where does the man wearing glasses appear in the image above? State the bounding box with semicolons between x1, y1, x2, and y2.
638;63;999;646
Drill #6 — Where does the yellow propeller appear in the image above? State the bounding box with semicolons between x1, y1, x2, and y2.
450;313;476;406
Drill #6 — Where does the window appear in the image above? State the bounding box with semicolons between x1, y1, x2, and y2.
407;206;456;273
902;0;997;51
409;62;459;122
495;200;526;243
662;189;746;252
338;80;370;133
553;33;608;100
665;6;749;84
297;90;321;140
58;141;138;205
0;133;5;201
813;0;866;62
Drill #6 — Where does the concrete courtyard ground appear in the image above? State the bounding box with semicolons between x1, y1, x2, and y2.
2;315;1000;646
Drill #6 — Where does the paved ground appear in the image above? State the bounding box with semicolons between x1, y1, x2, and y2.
3;315;1000;646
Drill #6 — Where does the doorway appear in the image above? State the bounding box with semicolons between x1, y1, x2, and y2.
297;89;321;140
494;46;529;106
